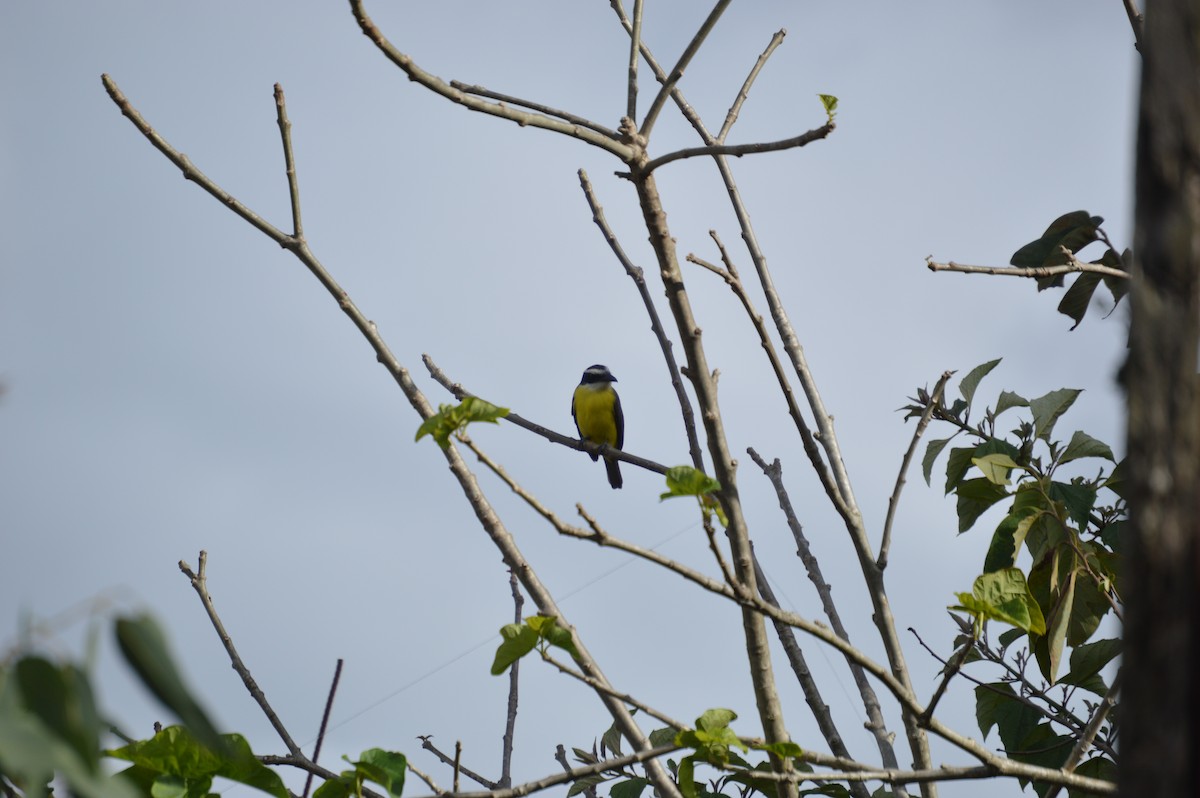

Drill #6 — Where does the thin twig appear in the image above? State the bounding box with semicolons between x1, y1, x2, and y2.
540;653;690;732
448;81;619;139
438;744;680;798
555;745;595;798
349;2;631;160
423;354;670;477
499;571;522;788
919;640;974;725
578;170;705;472
718;30;787;142
260;754;386;798
925;257;1129;280
879;371;953;570
302;658;344;798
639;0;733;138
626;0;643;120
751;550;872;798
273;84;303;239
644;123;833;173
747;449;899;771
406;762;446;795
1042;673;1121;798
419;736;496;790
178;552;302;757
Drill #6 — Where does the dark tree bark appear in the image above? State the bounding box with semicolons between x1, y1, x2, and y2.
1122;0;1200;795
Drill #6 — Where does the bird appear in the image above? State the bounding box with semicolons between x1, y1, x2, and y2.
571;364;624;489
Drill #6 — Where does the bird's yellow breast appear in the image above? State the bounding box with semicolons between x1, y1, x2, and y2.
573;383;619;447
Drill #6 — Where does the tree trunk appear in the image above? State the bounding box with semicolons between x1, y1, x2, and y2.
1122;0;1200;795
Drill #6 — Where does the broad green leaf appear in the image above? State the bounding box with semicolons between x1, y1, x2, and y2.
1005;723;1074;787
115;616;224;754
660;466;720;499
312;778;351;798
526;615;579;660
1009;211;1102;269
951;568;1046;635
648;727;677;747
994;390;1029;417
1073;757;1118;796
1029;388;1082;442
610;777;651;798
945;439;1021;495
983;512;1021;573
997;628;1027;648
1059;638;1121;696
108;728;287;798
958;358;1002;406
753;740;805;760
955;478;1010;534
972;453;1019;485
1056;271;1103;330
601;719;623;758
677;757;696;798
1048;481;1097;533
975;683;1039;748
415;397;509;449
490;623;539;675
695;708;736;732
14;658;101;773
921;437;952;486
1099;519;1125;555
351;750;407;798
1102;249;1131;305
1060;430;1116;464
566;775;607;797
1102;459;1128;500
1029;548;1077;683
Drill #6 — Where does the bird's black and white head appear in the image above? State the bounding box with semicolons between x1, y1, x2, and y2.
579;364;617;385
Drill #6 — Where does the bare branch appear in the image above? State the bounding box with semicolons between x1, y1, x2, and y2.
348;1;633;160
449;81;619;139
752;552;872;798
639;0;733;138
747;450;900;771
301;658;344;798
440;744;680;798
418;737;497;790
1122;0;1144;51
925;256;1129;281
1042;673;1121;798
422;354;670;477
879;371;953;570
578;170;705;471
499;571;523;788
718;30;788;143
541;652;689;733
107;72;678;798
273;84;304;239
178;552;302;757
644;123;833;173
626;0;644;120
406;762;446;795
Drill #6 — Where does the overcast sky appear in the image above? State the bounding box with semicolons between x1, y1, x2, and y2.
2;3;1136;796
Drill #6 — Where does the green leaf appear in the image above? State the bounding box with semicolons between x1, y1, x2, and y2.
1010;211;1102;269
490;623;539;675
958;358;1002;406
955;478;1010;534
1028;548;1077;683
677;757;697;798
975;683;1040;748
753;740;805;760
1060;430;1115;464
648;727;678;748
108;727;287;798
950;567;1046;635
351;749;407;798
945;439;1021;495
1059;638;1121;695
1005;723;1073;787
1047;481;1096;533
1102;459;1128;500
695;708;736;732
566;775;607;797
660;466;720;499
115;615;224;754
13;657;102;773
1056;271;1103;330
610;777;651;798
415;397;509;449
1072;757;1118;798
817;94;838;120
1029;388;1082;442
600;719;623;758
972;453;1019;486
921;437;952;486
994;390;1029;417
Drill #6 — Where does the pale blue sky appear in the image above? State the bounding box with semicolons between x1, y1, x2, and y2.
2;3;1135;796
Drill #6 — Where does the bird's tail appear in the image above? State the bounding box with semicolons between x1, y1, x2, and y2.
604;456;623;490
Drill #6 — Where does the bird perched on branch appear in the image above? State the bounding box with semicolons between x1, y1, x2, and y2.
571;364;624;489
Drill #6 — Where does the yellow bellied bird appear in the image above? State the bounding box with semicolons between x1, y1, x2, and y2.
571;364;624;489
